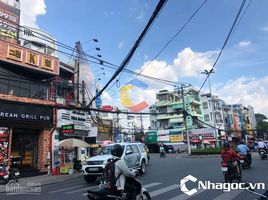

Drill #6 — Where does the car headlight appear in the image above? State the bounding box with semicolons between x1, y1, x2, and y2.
103;160;107;166
82;161;87;165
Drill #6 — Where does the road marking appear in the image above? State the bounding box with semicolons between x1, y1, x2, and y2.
168;189;206;200
150;184;178;197
143;182;162;189
212;190;243;200
48;185;85;193
66;186;98;194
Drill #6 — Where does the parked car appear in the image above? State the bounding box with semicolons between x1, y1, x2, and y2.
82;142;148;183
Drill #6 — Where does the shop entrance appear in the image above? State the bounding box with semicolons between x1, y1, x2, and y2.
11;129;39;170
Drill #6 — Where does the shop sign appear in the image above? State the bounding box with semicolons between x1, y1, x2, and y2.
145;131;157;144
57;109;91;130
0;102;52;125
0;2;19;40
61;124;74;134
98;119;112;134
0;40;59;75
191;128;216;140
170;134;183;142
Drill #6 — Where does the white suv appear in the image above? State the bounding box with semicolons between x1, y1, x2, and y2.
82;142;148;183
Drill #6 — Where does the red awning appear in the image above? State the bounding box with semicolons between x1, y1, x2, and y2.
202;139;216;143
191;139;201;143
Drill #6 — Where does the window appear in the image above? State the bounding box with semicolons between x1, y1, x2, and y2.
131;145;139;153
203;102;208;109
126;145;132;154
204;114;210;121
138;144;146;153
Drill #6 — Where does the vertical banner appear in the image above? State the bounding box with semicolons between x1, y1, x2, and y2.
0;127;9;159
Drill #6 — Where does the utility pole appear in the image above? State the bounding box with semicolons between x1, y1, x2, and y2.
201;69;219;147
81;80;86;108
181;85;191;155
75;41;81;106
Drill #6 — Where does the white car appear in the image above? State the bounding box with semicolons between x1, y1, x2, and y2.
82;142;148;183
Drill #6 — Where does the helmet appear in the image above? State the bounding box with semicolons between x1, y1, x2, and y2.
111;144;123;157
223;142;230;148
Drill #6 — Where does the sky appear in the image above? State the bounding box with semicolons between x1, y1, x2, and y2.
19;0;268;118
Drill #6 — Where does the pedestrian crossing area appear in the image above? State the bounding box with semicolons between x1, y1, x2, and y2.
0;179;255;200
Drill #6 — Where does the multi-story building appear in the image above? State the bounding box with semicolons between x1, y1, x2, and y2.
148;87;204;146
0;1;97;175
201;94;226;140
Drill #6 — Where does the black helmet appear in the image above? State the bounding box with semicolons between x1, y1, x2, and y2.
223;142;230;148
111;144;123;157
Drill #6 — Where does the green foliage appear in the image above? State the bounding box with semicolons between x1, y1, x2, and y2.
191;148;221;155
255;113;268;137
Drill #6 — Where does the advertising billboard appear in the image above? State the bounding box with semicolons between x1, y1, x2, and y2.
0;1;20;42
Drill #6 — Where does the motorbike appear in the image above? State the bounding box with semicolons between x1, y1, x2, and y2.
0;163;20;184
87;171;151;200
221;159;242;183
259;149;267;160
160;151;166;158
239;153;251;169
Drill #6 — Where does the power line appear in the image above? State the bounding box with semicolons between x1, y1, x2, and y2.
88;0;168;107
196;0;247;96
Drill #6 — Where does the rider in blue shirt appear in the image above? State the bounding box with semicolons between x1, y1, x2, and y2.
237;141;251;164
237;141;250;155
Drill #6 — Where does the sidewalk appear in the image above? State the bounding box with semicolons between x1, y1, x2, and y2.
0;172;82;193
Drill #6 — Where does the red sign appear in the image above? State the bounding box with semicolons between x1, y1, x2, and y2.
102;105;113;111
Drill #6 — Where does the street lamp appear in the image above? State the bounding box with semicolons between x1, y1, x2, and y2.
201;69;219;147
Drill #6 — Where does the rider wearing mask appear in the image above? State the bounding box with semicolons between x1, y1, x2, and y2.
221;142;241;177
112;144;140;200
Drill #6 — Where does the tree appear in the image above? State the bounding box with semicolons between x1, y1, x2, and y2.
255;113;268;138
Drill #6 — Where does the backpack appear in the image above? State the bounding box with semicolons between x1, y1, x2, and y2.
100;158;121;191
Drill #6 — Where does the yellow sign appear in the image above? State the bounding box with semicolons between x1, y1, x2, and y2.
26;51;39;66
7;45;22;61
170;135;183;142
42;57;54;71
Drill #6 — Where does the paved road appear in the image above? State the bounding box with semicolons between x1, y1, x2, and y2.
0;153;267;200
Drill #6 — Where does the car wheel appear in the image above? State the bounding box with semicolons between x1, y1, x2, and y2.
84;175;97;183
139;160;146;174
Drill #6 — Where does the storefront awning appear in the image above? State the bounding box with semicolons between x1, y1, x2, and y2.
202;139;216;143
191;139;201;143
58;138;90;148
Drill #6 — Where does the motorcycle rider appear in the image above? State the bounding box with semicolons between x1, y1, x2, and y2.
111;144;140;200
159;143;166;156
221;142;241;177
257;139;268;154
237;141;251;164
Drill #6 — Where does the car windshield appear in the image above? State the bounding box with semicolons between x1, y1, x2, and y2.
100;145;125;155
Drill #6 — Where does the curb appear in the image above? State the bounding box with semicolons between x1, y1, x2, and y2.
182;155;221;158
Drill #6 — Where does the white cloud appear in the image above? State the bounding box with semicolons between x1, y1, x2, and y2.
262;25;268;32
136;10;145;21
236;40;252;48
20;0;46;28
173;48;217;77
118;41;124;49
216;76;268;117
